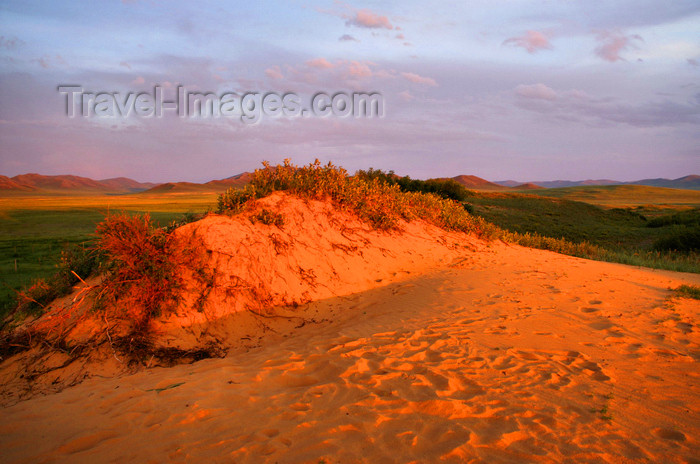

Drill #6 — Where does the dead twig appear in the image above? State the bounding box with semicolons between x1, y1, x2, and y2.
103;315;123;364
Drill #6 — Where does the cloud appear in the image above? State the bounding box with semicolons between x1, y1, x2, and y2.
348;61;373;77
0;36;25;50
515;83;558;101
595;30;643;62
398;90;414;102
265;66;284;79
400;72;437;86
503;31;552;54
132;76;145;85
338;34;358;42
514;84;699;128
119;61;132;70
306;58;335;69
688;58;699;67
345;9;393;30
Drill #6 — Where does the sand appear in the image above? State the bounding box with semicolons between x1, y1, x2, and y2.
1;195;699;463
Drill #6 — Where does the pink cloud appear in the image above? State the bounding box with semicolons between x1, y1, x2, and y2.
348;61;373;77
400;72;437;86
515;83;558;101
398;90;414;102
132;76;145;85
306;58;335;69
503;30;552;54
338;34;359;42
595;31;643;62
119;61;132;69
0;36;25;50
265;66;284;79
345;9;393;30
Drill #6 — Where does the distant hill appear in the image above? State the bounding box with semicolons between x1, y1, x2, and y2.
494;180;521;188
0;175;35;191
98;177;158;192
0;172;254;195
450;175;507;190
0;173;156;194
494;175;700;190
142;172;253;194
496;179;620;189
513;183;544;190
630;175;700;190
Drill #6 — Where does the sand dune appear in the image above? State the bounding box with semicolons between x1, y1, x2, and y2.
1;233;698;463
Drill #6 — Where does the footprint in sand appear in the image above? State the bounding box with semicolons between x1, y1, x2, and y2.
588;319;614;330
653;428;686;441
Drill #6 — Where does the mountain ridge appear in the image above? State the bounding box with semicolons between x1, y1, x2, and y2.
2;172;699;194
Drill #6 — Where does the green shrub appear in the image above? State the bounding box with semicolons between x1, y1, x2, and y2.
355;168;475;202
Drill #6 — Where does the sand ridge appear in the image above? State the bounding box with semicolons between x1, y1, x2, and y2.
0;192;486;403
1;239;698;463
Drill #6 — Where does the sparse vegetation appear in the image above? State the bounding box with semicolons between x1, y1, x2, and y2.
249;208;285;228
0;194;213;318
218;159;496;235
673;284;700;300
355;168;474;202
13;244;101;315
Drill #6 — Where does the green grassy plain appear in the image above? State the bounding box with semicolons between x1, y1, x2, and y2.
518;184;700;213
0;192;218;313
466;189;699;272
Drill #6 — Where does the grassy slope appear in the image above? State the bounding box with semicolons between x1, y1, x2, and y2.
466;190;699;272
0;192;217;312
522;184;700;211
466;193;655;249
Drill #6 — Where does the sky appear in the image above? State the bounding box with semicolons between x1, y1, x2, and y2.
0;0;698;183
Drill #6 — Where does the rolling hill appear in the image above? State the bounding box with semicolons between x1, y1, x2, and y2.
0;174;156;194
450;175;507;190
142;172;252;193
495;175;700;190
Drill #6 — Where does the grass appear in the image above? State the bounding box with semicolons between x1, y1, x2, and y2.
465;192;699;273
527;184;700;210
673;285;700;300
0;193;216;318
249;209;285;228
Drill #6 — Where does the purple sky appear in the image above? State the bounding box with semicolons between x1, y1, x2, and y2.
1;0;698;183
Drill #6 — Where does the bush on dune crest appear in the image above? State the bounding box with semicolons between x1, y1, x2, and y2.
218;159;497;236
